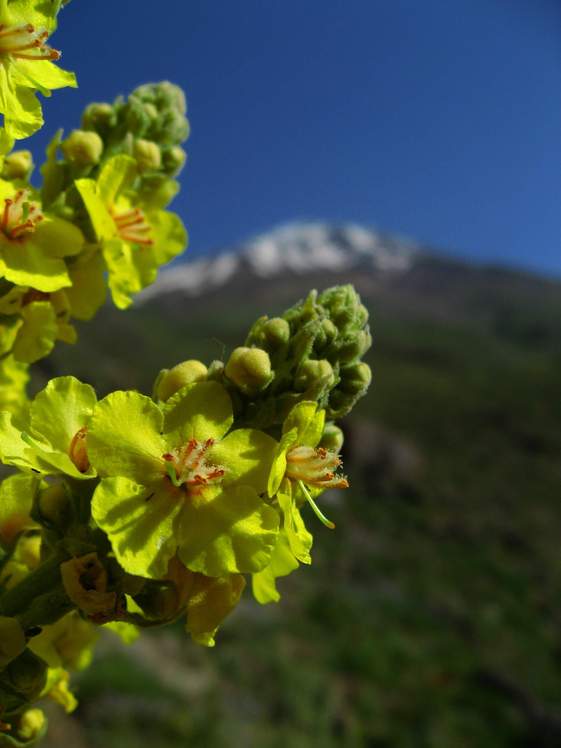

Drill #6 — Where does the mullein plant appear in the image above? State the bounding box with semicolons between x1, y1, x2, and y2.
0;1;372;745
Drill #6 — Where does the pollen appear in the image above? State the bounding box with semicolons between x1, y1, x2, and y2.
285;445;349;490
0;24;61;61
111;207;154;247
0;189;44;242
163;438;225;495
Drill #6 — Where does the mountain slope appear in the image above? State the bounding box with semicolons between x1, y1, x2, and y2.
43;223;561;748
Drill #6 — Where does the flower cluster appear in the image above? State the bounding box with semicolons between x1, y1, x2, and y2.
0;283;370;741
0;78;188;418
0;1;372;744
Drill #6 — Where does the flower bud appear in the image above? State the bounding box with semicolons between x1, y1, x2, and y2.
0;617;26;667
133;580;181;621
155;360;208;402
225;347;273;396
37;483;72;531
133;139;162;172
2;150;33;181
262;317;290;349
319;423;344;454
294;359;335;393
3;649;47;704
339;362;372;395
15;708;47;743
331;329;372;364
61;130;103;166
310;317;338;355
162;145;187;176
206;359;225;381
82;102;114;132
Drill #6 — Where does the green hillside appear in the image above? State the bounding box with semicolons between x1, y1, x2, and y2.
40;258;561;747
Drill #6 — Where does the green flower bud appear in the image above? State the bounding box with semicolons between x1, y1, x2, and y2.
137;173;179;209
329;328;372;364
81;102;114;132
133;139;162;172
37;483;72;531
61;130;103;166
262;317;290;349
0;617;26;668
320;318;338;342
154;360;208;402
162;145;187;176
4;650;47;703
2;150;33;180
206;359;225;381
326;388;352;419
142;103;159;121
225;347;273;396
319;423;344;454
339;362;372;395
294;359;336;393
15;708;47;744
133;580;180;621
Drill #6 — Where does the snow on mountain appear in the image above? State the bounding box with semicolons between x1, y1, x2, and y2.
139;221;420;301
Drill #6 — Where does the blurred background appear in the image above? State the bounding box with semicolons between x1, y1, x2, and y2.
30;0;561;746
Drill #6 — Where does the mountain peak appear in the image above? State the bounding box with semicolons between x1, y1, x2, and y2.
139;221;420;301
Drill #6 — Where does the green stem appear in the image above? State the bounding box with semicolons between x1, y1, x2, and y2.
0;552;69;619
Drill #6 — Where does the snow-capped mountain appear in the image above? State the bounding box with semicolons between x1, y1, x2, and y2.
139;222;420;301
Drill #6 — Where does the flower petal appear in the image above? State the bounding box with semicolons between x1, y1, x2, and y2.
267;429;297;497
12;300;57;363
208;428;276;493
177;484;279;577
0;64;43;140
75;178;115;241
252;532;300;605
12;60;76;93
87;390;165;484
186;573;245;647
278;484;313;564
29;375;96;456
92;477;182;579
1;237;71;291
282;401;325;447
65;251;107;320
163;381;233;446
33;217;83;258
97;155;136;206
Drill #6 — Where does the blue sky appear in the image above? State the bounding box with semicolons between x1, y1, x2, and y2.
30;0;561;275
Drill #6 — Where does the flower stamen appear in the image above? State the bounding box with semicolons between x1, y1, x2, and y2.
111;207;154;247
0;190;44;242
0;24;60;60
163;438;225;495
286;445;349;490
69;427;90;473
